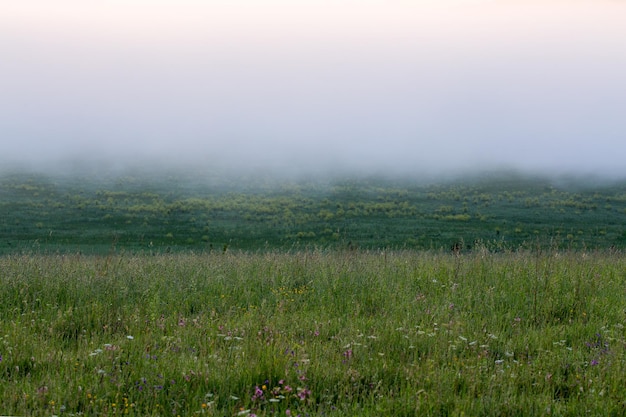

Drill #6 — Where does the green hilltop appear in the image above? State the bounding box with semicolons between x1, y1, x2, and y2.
2;168;626;254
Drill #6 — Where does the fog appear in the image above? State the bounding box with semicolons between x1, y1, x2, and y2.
2;0;625;179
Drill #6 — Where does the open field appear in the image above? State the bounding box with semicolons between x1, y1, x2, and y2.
1;250;626;415
2;169;626;254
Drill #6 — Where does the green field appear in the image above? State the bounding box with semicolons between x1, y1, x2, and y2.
1;250;626;415
2;169;626;415
2;169;626;254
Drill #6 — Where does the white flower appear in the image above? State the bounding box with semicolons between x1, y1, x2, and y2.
89;349;103;356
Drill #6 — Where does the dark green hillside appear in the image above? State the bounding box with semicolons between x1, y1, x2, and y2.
1;170;626;254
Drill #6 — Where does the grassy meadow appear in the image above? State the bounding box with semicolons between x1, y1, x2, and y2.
2;249;626;415
2;169;626;254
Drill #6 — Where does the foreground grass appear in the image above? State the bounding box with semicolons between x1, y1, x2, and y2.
1;250;626;416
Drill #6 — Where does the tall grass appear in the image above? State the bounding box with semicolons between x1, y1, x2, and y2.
1;249;625;415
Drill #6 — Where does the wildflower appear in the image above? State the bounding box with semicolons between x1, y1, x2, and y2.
297;388;311;401
127;335;134;340
343;350;353;359
251;386;264;401
89;349;103;356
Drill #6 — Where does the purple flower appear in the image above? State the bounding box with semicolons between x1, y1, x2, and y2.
297;388;311;400
252;386;264;401
591;359;599;366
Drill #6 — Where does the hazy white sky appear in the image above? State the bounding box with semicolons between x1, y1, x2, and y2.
1;0;625;176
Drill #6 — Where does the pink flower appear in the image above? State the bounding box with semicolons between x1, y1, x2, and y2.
297;388;311;400
251;386;264;401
